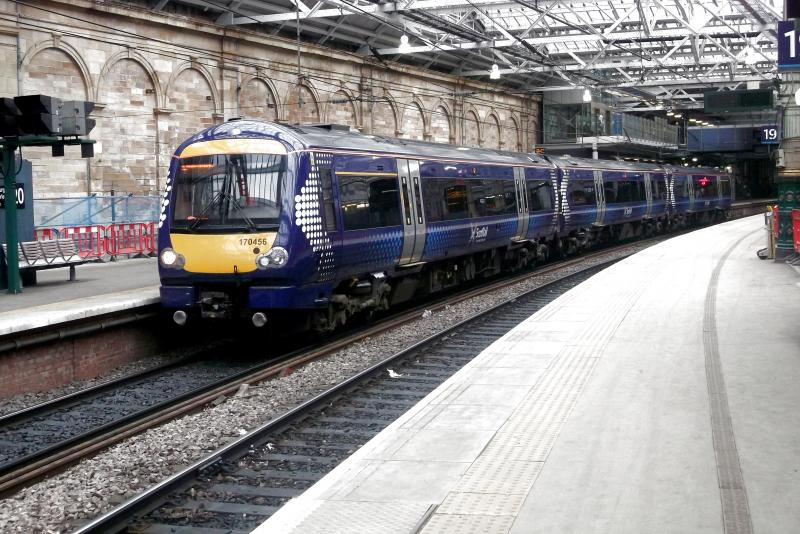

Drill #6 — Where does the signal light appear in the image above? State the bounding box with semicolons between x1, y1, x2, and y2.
0;95;96;137
14;94;61;135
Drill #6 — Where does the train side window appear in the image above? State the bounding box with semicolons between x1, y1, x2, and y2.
502;180;517;215
674;176;689;199
319;167;338;232
569;180;595;206
527;180;552;211
615;179;645;202
422;178;469;221
338;175;402;230
720;178;731;198
603;181;617;203
469;179;509;218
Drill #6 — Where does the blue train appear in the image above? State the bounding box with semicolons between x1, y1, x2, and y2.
157;120;732;329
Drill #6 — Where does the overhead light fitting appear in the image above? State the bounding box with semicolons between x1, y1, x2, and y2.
582;88;592;103
398;34;411;54
666;111;674;116
490;64;500;80
674;114;682;119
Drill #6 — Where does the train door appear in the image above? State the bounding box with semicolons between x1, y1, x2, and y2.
644;173;653;219
687;175;696;212
397;159;427;265
513;167;530;241
593;169;606;225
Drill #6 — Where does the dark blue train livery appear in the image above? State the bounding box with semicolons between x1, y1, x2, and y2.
157;120;732;329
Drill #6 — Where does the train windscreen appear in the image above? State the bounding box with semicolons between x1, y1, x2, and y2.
172;153;285;231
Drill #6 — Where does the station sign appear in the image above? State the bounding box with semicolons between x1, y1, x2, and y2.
760;125;781;144
0;183;25;209
778;20;800;70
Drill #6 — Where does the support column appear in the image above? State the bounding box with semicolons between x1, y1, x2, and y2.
2;144;21;293
778;72;800;260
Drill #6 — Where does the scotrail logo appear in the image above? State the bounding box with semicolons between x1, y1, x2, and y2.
469;225;489;243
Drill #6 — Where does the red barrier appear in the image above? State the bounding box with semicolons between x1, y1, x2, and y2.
60;225;106;259
140;222;157;255
106;223;143;256
792;209;800;254
36;221;158;259
34;228;59;241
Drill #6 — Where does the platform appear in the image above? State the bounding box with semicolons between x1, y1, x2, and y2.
257;214;800;534
0;257;159;336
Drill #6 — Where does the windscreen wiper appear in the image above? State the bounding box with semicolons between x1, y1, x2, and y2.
228;195;260;233
187;190;223;232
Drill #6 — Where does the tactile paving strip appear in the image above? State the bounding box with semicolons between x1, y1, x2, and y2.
290;501;431;534
437;492;526;516
420;513;516;534
454;456;543;495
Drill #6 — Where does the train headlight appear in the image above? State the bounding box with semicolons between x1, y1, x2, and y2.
160;247;185;269
256;246;289;269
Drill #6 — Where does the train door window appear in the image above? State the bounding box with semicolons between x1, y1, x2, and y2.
603;181;617;203
568;180;596;206
527;180;553;211
674;176;689;199
319;167;338;232
693;175;718;198
338;174;401;230
719;177;731;198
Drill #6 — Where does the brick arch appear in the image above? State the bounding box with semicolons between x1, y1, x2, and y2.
288;80;321;124
165;61;221;115
21;39;93;100
239;75;281;121
484;110;502;150
371;92;399;136
96;56;159;195
463;106;481;147
429;99;453;144
324;88;358;127
503;114;522;152
400;98;427;140
164;66;217;161
96;50;162;106
21;40;93;198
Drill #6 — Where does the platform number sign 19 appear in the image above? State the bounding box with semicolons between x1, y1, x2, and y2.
779;21;800;70
760;125;780;145
0;183;25;209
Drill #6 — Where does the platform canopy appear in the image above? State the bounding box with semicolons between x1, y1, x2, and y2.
153;0;783;106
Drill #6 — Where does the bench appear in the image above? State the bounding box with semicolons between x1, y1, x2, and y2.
1;239;86;282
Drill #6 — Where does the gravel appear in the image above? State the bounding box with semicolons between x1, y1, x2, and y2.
0;243;653;534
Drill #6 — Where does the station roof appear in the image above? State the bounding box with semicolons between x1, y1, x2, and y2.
147;0;783;107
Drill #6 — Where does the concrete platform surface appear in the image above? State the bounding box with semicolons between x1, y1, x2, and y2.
255;215;800;534
0;257;159;336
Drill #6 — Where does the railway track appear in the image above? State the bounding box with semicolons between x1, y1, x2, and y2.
0;239;649;499
74;260;612;534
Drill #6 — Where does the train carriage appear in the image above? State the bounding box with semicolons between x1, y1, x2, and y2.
157;119;732;330
158;120;558;330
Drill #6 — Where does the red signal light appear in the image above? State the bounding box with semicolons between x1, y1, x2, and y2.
698;176;710;187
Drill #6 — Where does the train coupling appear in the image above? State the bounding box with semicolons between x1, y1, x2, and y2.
199;291;234;319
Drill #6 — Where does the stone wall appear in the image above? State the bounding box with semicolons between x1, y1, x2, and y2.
0;0;541;200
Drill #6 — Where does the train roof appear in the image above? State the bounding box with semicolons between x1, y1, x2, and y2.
548;155;665;173
192;120;551;167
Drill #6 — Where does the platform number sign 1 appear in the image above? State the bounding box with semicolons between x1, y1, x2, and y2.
0;183;25;209
779;21;800;70
760;125;780;145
